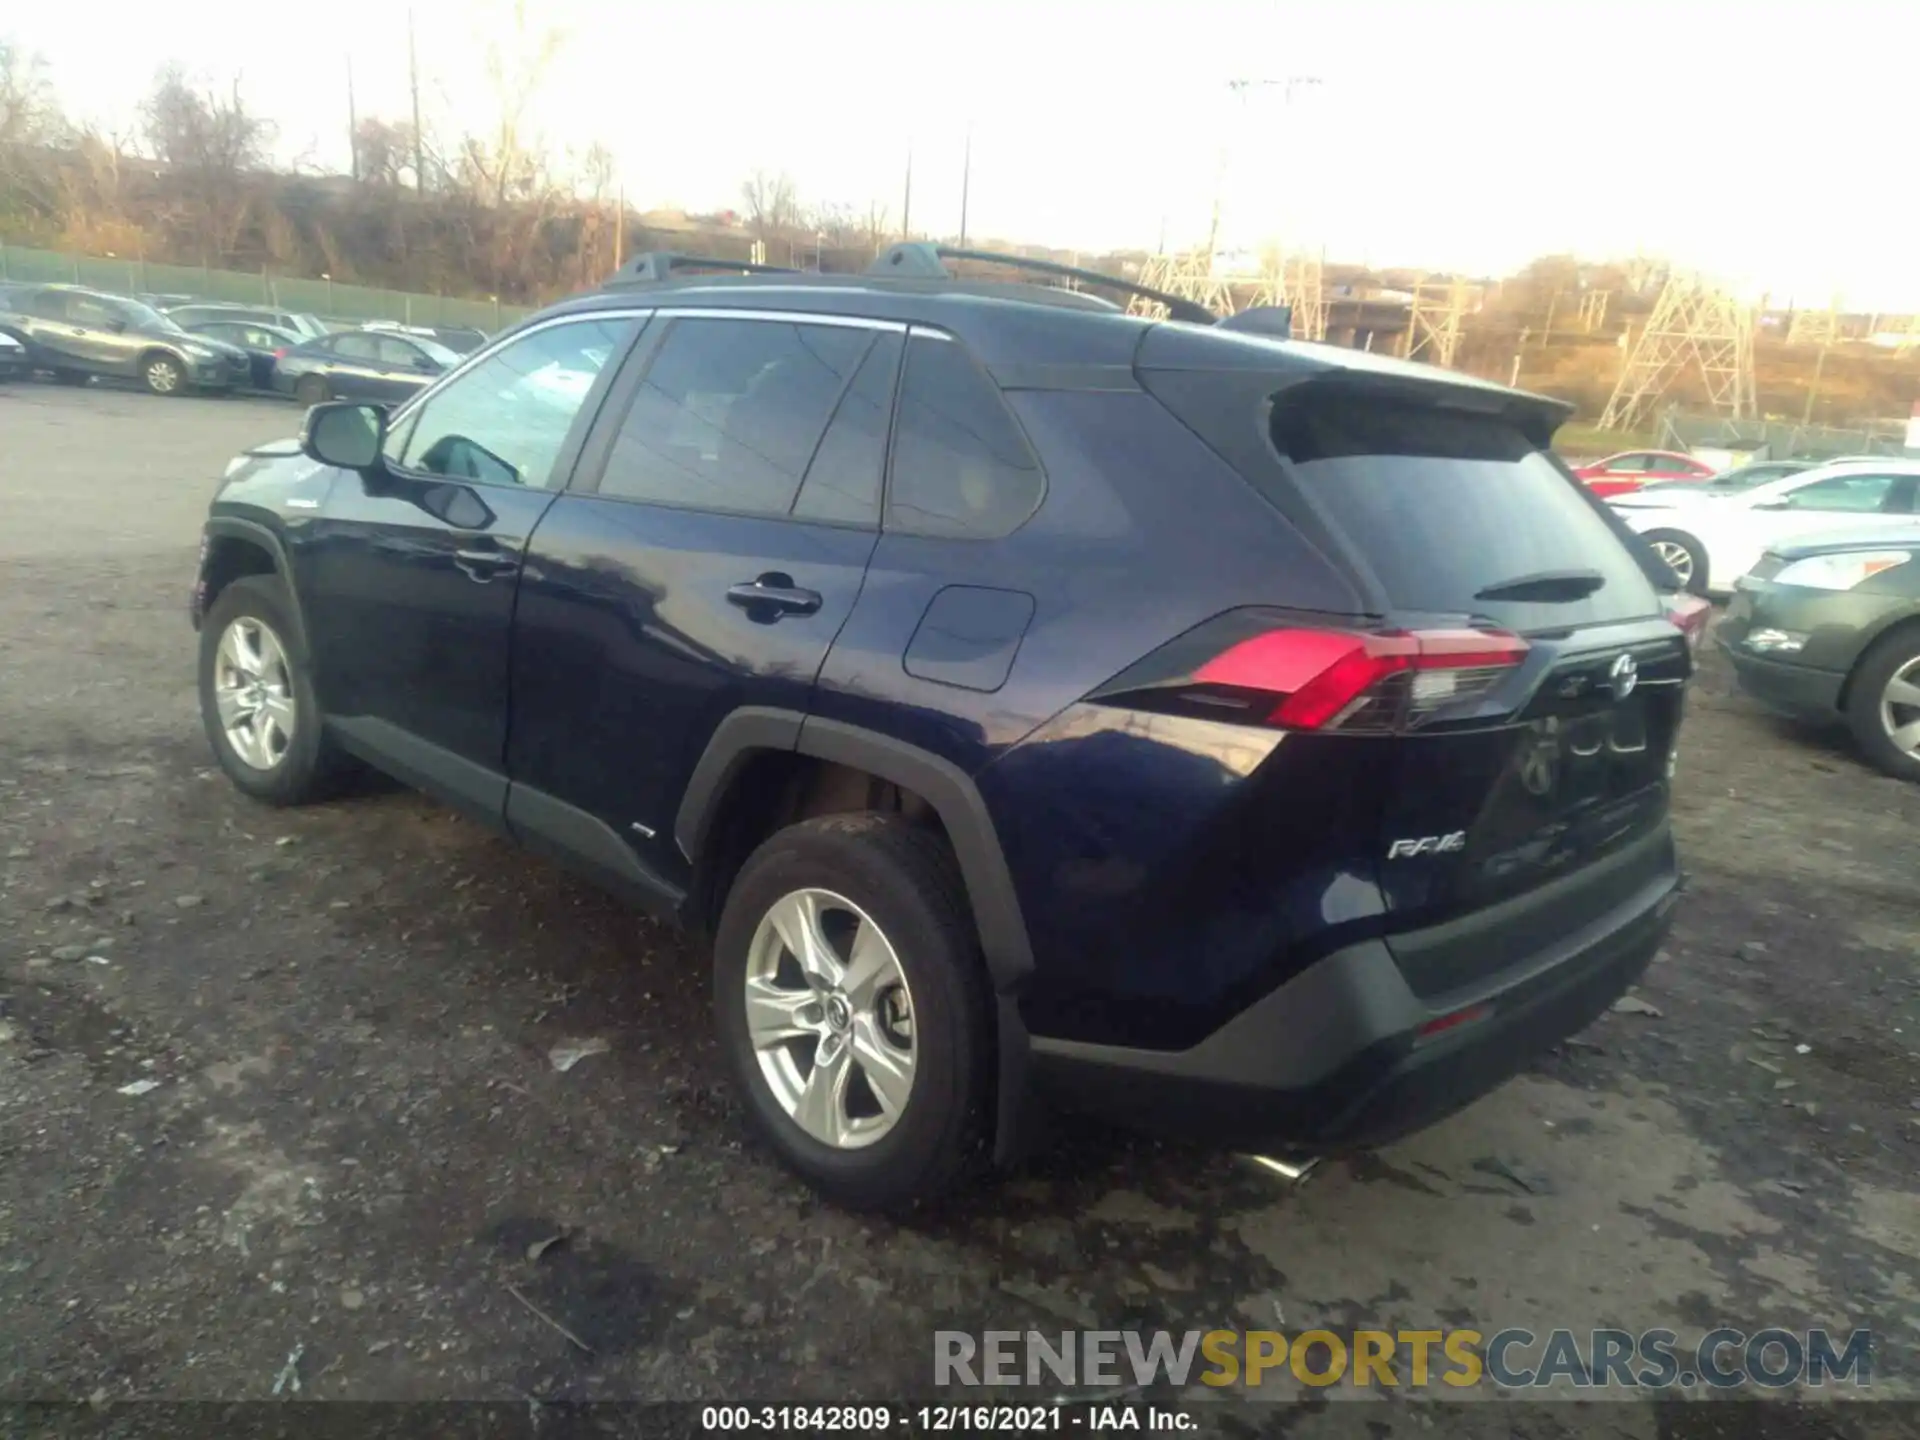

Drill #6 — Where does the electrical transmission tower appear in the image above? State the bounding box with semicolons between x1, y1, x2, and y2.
1578;290;1611;332
1403;278;1474;367
1787;297;1842;348
1126;75;1323;326
1598;271;1757;433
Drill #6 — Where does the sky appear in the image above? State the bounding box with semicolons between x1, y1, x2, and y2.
13;0;1920;309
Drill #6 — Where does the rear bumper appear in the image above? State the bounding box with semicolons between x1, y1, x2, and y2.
1028;860;1678;1152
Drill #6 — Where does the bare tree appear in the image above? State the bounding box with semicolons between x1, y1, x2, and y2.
138;64;274;263
863;199;891;254
0;40;69;227
740;168;799;242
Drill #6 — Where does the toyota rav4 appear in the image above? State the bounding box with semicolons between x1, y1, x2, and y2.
191;246;1694;1209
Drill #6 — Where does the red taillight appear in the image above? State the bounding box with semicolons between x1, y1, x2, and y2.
273;347;289;359
1192;626;1529;732
1664;594;1710;653
1417;1003;1491;1040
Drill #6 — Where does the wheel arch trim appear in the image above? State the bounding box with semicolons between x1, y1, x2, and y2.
200;517;312;660
675;709;1036;994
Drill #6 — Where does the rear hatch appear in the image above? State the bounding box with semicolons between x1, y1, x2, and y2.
1137;339;1688;1000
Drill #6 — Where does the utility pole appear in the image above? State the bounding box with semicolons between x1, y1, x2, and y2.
901;145;913;239
408;9;425;196
958;126;972;248
346;56;359;182
612;184;624;271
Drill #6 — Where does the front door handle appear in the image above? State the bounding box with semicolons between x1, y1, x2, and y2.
727;575;822;616
454;547;519;583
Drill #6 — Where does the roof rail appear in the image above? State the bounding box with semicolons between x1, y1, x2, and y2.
606;251;800;285
1216;304;1294;340
866;243;1219;325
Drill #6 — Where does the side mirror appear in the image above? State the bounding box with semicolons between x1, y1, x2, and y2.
301;401;385;471
107;318;128;334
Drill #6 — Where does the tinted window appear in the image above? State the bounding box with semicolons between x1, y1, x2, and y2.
1601;453;1650;473
599;317;872;516
332;333;380;362
390;316;634;489
1270;394;1659;631
69;294;125;327
887;335;1044;538
1645;454;1696;473
791;332;901;526
1783;474;1900;512
375;335;425;368
27;289;71;320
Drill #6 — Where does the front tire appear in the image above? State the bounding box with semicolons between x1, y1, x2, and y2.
713;815;992;1211
1846;630;1920;783
142;353;186;396
197;575;348;805
1642;528;1709;597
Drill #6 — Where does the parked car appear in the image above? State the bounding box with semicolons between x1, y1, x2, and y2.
272;328;459;405
190;245;1695;1210
1572;450;1716;498
1626;459;1814;500
1616;460;1920;596
1718;528;1920;781
183;319;305;391
0;329;25;381
0;283;250;395
361;319;491;354
162;302;329;342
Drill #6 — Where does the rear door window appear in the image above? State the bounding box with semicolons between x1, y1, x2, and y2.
1271;393;1659;631
598;316;875;518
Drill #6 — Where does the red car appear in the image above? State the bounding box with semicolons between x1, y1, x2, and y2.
1572;450;1716;499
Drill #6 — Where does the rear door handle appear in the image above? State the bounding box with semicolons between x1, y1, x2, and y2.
727;576;822;616
454;547;519;583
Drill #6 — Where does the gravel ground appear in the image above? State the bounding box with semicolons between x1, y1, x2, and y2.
1;382;1916;1433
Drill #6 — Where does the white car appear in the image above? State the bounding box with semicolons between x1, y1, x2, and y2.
1614;460;1920;596
0;329;25;380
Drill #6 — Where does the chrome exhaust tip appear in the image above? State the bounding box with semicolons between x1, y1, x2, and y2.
1243;1153;1322;1184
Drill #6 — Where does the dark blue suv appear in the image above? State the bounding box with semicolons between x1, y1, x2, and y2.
191;246;1691;1209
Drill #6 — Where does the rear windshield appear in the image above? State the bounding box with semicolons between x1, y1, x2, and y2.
1271;394;1660;631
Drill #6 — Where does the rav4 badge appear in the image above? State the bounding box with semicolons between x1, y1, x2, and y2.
1387;832;1467;859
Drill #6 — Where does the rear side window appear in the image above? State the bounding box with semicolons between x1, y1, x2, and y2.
600;317;874;518
1271;393;1659;631
791;332;900;526
887;335;1044;538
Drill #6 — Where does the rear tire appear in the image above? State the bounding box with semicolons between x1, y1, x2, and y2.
1845;629;1920;783
713;814;992;1211
294;374;330;406
197;575;350;805
1642;528;1709;597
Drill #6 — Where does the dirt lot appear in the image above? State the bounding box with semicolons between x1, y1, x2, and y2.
2;382;1917;1431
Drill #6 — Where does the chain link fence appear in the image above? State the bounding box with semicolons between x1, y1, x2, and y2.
0;242;533;333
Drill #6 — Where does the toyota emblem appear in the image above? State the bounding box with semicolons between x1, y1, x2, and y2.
1608;652;1639;700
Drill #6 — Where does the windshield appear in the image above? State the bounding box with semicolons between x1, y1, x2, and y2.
124;299;182;332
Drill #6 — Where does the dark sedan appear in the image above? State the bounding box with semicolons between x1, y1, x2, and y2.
1718;526;1920;781
183;319;305;391
273;329;460;406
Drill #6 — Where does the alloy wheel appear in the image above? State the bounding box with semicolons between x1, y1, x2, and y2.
1650;539;1694;587
743;887;917;1150
212;616;298;770
147;358;181;394
1879;656;1920;759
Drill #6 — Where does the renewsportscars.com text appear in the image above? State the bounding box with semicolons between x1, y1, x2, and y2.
935;1327;1872;1390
